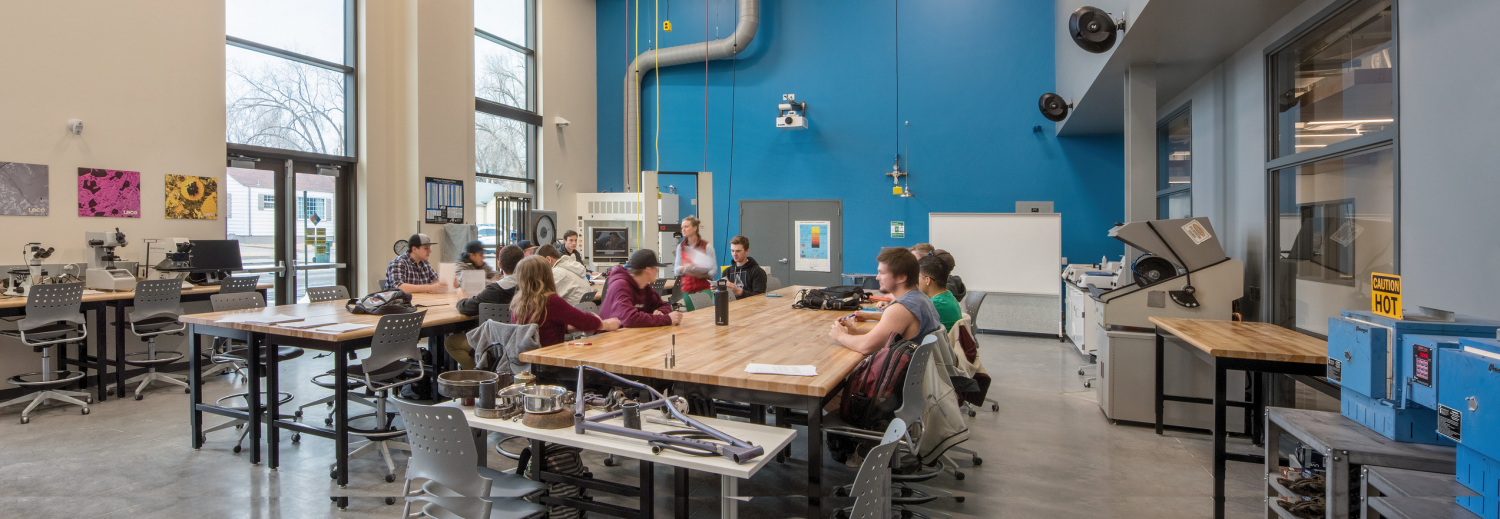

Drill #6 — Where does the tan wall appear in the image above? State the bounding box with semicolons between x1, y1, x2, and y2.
538;0;599;232
0;0;228;389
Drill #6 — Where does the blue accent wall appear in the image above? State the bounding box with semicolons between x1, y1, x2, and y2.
597;0;1124;271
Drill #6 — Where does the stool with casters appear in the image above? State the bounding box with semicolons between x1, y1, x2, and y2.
297;285;376;423
218;275;260;294
331;311;427;483
200;291;305;452
306;285;350;303
393;399;546;514
118;279;190;400
0;282;92;424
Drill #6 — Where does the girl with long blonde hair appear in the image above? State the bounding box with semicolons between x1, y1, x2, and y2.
511;256;620;346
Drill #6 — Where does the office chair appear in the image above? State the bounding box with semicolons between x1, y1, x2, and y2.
201;291;305;452
836;418;905;519
119;279;190;400
394;399;546;514
218;275;261;294
766;276;785;292
0;282;91;424
686;291;713;312
478;303;531;461
574;291;599;314
307;285;351;303
332;311;427;483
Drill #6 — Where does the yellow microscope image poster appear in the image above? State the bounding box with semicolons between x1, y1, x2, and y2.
165;175;219;220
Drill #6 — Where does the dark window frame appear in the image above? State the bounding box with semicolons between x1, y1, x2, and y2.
1157;103;1192;219
475;0;538;191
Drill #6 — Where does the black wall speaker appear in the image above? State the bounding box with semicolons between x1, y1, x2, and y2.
1039;93;1071;122
1070;6;1120;54
530;210;558;246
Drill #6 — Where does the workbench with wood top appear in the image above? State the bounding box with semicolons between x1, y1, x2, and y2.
522;285;866;519
1149;317;1332;519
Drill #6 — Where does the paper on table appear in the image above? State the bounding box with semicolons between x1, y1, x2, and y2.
459;270;487;297
436;262;456;293
276;319;341;329
310;323;373;333
82;289;105;295
237;315;306;325
745;364;818;377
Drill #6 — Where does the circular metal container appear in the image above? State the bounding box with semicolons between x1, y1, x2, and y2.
436;370;499;401
522;385;572;414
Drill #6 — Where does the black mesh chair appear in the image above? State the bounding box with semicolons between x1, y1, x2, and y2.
218;275;260;294
333;311;427;483
0;282;91;424
201;292;305;453
478;303;510;325
119;279;189;400
307;285;351;303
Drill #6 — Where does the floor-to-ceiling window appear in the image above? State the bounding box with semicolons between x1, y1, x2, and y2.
225;0;356;304
1157;105;1192;219
475;0;539;254
1266;0;1396;336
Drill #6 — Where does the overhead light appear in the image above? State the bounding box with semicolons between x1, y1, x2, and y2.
1296;144;1328;148
1303;118;1394;126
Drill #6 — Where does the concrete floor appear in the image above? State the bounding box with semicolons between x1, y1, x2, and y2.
0;333;1272;518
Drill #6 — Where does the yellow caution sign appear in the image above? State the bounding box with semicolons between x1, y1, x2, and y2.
663;20;672;32
1371;273;1402;319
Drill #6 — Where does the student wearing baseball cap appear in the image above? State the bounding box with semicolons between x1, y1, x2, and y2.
385;233;444;293
599;249;682;327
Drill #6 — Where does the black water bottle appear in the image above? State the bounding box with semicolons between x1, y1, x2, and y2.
715;277;729;326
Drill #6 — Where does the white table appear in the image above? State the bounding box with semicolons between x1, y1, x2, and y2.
442;401;797;519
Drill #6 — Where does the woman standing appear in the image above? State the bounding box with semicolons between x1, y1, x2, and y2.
510;256;620;346
674;216;718;297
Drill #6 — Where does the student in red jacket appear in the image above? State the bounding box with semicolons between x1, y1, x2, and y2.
600;249;683;328
510;256;620;346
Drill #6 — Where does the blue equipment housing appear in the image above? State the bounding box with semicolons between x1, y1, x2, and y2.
1326;310;1500;445
1436;338;1500;518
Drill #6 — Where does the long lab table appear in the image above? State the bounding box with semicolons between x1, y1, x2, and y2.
178;292;474;506
520;285;868;519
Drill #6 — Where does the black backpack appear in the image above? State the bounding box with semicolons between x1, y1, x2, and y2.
346;290;417;315
791;285;867;311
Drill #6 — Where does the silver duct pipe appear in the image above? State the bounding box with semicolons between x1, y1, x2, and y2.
623;0;759;192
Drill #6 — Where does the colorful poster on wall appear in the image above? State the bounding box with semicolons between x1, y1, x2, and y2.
425;177;464;224
164;175;219;220
77;168;141;218
0;162;49;216
795;220;831;272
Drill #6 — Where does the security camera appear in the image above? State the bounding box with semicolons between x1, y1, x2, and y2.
67;119;84;135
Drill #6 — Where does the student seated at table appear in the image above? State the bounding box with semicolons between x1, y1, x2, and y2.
829;247;941;354
453;240;501;285
510;256;620;346
909;242;934;258
601;249;682;327
447;244;525;370
854;255;960;333
385;233;445;293
722;235;768;298
535;244;590;305
558;230;589;271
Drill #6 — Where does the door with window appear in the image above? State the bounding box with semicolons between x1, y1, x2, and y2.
739;200;844;288
226;155;352;304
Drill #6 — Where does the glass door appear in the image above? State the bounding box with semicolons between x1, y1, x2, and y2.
227;153;352;305
226;157;284;302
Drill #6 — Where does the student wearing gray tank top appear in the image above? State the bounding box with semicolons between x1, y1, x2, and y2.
830;248;940;355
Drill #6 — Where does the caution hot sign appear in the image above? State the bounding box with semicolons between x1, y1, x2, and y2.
1371;273;1402;319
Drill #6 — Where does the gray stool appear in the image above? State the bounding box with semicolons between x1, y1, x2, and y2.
394;399;546;514
218;275;260;294
119;279;190;400
332;311;428;483
306;285;350;303
0;282;91;424
201;291;305;452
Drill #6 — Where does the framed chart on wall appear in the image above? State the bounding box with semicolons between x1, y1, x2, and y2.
425;177;463;224
78;168;141;218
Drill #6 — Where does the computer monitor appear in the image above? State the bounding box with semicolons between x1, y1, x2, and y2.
591;227;630;262
189;240;244;271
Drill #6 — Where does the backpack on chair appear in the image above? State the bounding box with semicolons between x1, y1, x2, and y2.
839;331;919;431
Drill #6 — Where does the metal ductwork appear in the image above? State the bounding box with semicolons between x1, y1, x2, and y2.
623;0;759;192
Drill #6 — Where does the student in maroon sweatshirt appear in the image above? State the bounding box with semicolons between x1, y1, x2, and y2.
600;249;683;328
510;256;621;346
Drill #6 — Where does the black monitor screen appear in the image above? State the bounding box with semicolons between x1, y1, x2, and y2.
190;240;244;271
591;228;629;260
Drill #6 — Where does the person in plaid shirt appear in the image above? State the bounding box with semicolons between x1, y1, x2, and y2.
386;233;443;293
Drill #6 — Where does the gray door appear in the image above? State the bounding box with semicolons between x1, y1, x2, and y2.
739;200;843;288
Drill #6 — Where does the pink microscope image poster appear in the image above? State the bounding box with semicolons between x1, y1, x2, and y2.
77;168;141;218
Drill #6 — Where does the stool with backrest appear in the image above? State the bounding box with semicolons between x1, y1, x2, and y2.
120;279;190;400
201;291;306;452
218;275;260;294
296;285;375;423
839;418;906;519
333;311;427;483
198;275;260;379
0;282;92;424
573;291;599;314
479;303;530;462
394;399;546;515
686;291;713;312
766;276;784;292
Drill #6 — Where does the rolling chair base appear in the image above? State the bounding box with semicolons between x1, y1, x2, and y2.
1;389;91;424
336;438;411;482
118;372;190;400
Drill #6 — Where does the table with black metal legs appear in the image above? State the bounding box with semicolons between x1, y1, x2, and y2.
1148;317;1329;519
110;285;270;401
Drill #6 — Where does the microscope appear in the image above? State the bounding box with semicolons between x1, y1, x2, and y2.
3;243;54;297
85;228;137;291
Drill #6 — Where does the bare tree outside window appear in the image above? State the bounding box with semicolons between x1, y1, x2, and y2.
475;41;529;178
226;46;346;156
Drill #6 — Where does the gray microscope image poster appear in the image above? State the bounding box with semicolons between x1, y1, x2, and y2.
0;162;49;216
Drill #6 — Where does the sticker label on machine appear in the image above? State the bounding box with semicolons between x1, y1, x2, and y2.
1327;358;1342;383
1182;220;1212;245
1371;273;1402;319
1438;404;1462;442
1413;345;1433;387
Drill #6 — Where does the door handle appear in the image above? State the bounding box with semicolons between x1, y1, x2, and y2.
779;258;788;264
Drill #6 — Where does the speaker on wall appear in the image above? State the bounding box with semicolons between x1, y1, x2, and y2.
529;210;558;246
1038;93;1072;122
1070;6;1121;54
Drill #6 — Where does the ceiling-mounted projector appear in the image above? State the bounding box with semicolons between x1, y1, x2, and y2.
1038;93;1072;122
1070;6;1123;54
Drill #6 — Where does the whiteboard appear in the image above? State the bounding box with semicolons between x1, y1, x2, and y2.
928;213;1061;296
